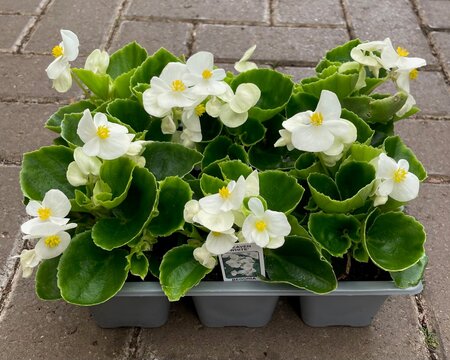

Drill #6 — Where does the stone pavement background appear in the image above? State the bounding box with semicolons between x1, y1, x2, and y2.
0;0;449;359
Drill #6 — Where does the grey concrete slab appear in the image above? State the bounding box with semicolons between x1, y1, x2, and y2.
194;25;349;64
0;54;82;101
0;276;131;360
395;119;450;176
0;166;23;276
0;0;41;15
135;296;427;359
431;31;450;74
110;20;193;57
347;0;437;65
276;66;316;81
275;0;346;26
407;184;450;358
0;15;31;51
126;0;269;23
0;102;57;162
24;0;122;55
419;0;450;29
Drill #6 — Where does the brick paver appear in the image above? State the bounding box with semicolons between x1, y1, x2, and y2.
0;0;449;358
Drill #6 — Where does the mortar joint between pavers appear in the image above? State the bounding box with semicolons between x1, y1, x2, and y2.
104;0;131;52
269;0;276;26
122;327;142;360
186;22;198;57
339;0;356;39
120;14;346;30
0;159;22;167
15;0;54;54
424;174;450;185
415;294;442;360
0;96;74;105
409;0;450;87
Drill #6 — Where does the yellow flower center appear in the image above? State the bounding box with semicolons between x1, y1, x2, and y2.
96;125;110;139
212;231;221;237
409;69;418;80
310;112;324;126
219;186;230;199
202;69;213;79
52;45;64;58
255;220;267;232
396;47;409;57
38;207;51;220
171;79;186;92
195;103;206;117
44;235;61;248
393;168;408;183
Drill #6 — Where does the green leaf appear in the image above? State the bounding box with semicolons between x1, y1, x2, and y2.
199;114;223;142
200;174;227;195
308;213;360;257
143;142;203;180
292;152;323;180
35;256;61;300
129;252;149;280
231;69;294;121
107;98;151;132
219;160;252;180
111;68;135;98
160;244;212;301
72;68;111;99
365;212;426;271
93;167;158;250
335;161;375;200
132;83;150;105
325;39;361;63
202;136;232;168
46;100;96;132
259;170;304;213
148;177;192;236
347;143;383;163
383;136;427;181
96;157;136;209
107;41;148;79
61;113;84;147
390;255;428;288
287;214;310;238
20;146;75;200
341;109;374;143
301;71;359;100
58;231;128;305
237;118;266;146
145;118;172;141
130;48;180;88
264;236;337;293
286;92;318;118
227;143;249;163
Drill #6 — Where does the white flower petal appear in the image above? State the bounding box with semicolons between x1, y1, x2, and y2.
324;119;357;144
234;45;258;72
77;109;97;144
21;217;43;235
159;62;189;83
25;200;42;217
219;105;248;128
193;209;235;232
397;57;426;71
161;115;177;134
398;159;409;172
229;83;261;113
377;179;394;197
252;229;270;247
248;197;265;217
82;138;101;157
97;133;132;160
266;211;291;237
205;97;222;117
74;147;102;176
158;91;197;109
374;195;388;206
42;189;71;218
18;249;41;278
183;199;200;223
228;176;246;210
282;112;312;131
84;49;109;74
143;89;171;118
390;173;420;202
396;94;416;117
245;170;260;197
46;57;69;80
291;124;334;152
193;245;217;269
322;138;344;156
205;231;238;255
186;51;214;75
199;194;223;215
35;231;71;259
315;90;341;121
395;70;411;93
266;236;285;249
52;68;72;93
376;153;398;179
61;29;79;62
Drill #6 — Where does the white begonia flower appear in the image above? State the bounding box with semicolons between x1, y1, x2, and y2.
85;49;109;74
77;109;134;160
280;90;357;156
180;102;206;143
126;140;150;157
199;176;246;214
205;229;238;255
380;38;427;71
161;114;177;134
183;199;235;232
66;147;102;187
350;40;386;77
45;29;79;93
245;170;260;197
372;153;420;205
34;231;71;260
234;45;258;73
143;62;199;117
16;249;41;278
21;189;74;236
183;51;228;96
193;244;217;269
242;197;291;249
274;129;295;151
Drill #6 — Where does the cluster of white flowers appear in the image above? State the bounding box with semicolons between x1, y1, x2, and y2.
142;49;261;147
225;253;258;277
275;90;357;166
184;171;291;269
16;190;77;277
350;38;426;116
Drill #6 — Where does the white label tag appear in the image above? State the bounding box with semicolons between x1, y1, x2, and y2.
218;243;265;281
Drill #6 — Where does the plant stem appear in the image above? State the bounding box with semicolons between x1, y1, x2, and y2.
317;154;331;177
71;70;90;97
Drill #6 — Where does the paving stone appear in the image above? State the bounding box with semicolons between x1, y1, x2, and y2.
110;20;193;57
431;32;450;72
396;119;450;176
135;296;427;359
0;166;24;285
24;0;122;55
407;184;450;357
419;1;450;29
0;276;131;360
0;15;32;51
276;66;316;81
275;0;345;26
126;0;269;23
194;25;349;64
0;102;58;162
0;54;82;101
347;0;437;65
0;0;41;14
